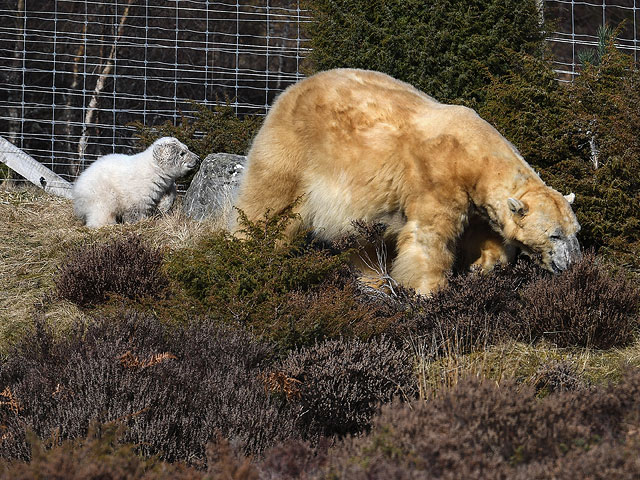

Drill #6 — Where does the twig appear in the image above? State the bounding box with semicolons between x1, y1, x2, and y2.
66;21;88;177
78;0;135;160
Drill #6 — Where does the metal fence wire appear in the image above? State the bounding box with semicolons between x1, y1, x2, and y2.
0;0;309;183
0;1;639;186
546;0;639;80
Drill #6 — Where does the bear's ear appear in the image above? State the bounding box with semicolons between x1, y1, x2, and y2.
564;193;575;204
153;142;173;164
507;197;527;216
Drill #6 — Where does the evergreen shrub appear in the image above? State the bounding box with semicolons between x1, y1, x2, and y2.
133;102;262;160
164;209;401;349
480;42;640;268
304;0;545;104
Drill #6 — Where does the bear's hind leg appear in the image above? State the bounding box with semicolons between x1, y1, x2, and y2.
232;141;304;238
455;215;517;272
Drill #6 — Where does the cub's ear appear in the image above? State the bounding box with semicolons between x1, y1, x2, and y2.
153;142;172;163
564;193;575;204
507;197;527;216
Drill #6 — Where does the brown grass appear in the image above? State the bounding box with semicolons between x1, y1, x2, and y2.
118;350;177;369
0;185;226;353
414;339;640;400
261;371;303;400
0;386;20;415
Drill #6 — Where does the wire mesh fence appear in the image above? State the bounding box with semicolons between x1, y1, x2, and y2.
546;0;639;80
1;0;639;189
0;0;309;184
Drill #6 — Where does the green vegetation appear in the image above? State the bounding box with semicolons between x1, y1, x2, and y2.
480;41;640;268
133;101;262;159
164;210;396;350
2;0;640;477
304;0;545;104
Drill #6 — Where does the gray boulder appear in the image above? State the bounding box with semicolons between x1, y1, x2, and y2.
182;153;247;221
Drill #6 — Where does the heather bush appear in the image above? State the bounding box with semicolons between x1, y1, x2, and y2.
0;308;421;467
395;259;545;354
55;234;168;307
520;252;640;349
0;311;301;464
259;439;328;480
271;336;417;438
0;424;212;480
391;253;638;353
319;369;640;479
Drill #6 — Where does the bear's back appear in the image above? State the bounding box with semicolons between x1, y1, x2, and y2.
271;69;442;128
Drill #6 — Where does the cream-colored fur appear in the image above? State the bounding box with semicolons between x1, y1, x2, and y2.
73;137;198;228
233;69;581;295
456;215;517;272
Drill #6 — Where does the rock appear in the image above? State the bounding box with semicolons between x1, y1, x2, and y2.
182;153;247;221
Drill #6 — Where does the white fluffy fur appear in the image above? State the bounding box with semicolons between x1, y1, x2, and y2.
72;137;198;227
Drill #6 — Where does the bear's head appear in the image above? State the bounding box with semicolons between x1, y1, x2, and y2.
152;137;199;178
504;189;581;273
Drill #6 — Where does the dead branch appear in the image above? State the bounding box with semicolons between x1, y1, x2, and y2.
78;0;135;160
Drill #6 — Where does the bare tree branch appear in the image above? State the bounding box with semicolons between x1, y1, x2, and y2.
78;0;135;161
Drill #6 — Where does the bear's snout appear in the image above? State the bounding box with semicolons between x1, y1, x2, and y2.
185;152;199;170
550;235;581;273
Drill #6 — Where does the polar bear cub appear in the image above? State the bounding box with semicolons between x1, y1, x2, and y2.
73;137;198;227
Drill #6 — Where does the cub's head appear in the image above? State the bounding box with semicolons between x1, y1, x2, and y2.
151;137;199;177
504;189;581;273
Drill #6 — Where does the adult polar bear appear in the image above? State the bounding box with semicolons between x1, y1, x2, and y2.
233;69;581;295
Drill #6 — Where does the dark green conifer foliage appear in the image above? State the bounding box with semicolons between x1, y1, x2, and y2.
133;102;261;159
304;0;545;104
480;40;640;268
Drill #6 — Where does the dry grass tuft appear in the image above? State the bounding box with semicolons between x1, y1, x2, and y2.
414;339;640;399
0;185;227;353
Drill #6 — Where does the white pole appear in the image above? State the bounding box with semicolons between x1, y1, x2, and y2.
0;137;73;199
